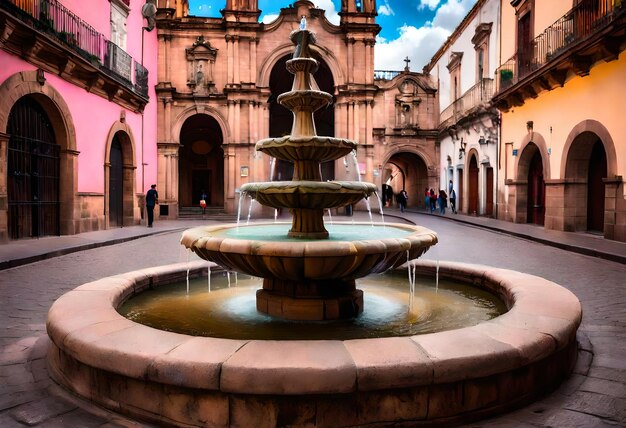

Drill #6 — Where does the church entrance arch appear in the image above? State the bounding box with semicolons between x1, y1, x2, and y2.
178;114;224;208
382;152;428;209
269;53;335;181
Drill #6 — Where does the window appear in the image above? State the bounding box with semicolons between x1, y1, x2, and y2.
110;0;129;50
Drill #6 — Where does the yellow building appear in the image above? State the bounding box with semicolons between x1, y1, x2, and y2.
494;0;626;242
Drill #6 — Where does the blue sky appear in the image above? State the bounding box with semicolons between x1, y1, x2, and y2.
188;0;477;71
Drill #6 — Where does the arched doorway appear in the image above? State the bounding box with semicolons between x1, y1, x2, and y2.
468;155;479;215
109;135;124;227
7;96;60;239
586;140;607;232
178;114;224;208
527;148;545;225
383;152;428;209
564;130;608;233
269;53;335;180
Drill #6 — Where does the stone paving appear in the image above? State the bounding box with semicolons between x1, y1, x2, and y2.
0;212;625;427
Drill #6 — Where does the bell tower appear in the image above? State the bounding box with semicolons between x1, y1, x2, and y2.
341;0;377;16
223;0;260;22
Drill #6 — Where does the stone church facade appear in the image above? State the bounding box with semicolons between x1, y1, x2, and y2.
154;0;439;218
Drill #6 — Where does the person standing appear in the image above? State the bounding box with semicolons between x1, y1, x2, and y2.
450;188;457;214
438;190;448;214
397;189;408;212
429;188;436;213
146;184;158;227
424;187;430;211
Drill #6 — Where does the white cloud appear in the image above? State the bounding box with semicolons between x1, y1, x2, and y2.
375;24;450;71
418;0;441;10
432;0;476;31
262;13;279;24
374;0;477;70
313;0;340;25
378;0;395;16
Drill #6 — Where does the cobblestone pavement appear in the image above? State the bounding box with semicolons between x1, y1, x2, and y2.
0;214;624;427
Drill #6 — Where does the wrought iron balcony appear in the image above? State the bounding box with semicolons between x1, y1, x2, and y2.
494;0;626;110
440;78;495;128
0;0;149;103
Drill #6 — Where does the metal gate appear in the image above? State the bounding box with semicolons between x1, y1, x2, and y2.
109;136;123;227
7;97;60;239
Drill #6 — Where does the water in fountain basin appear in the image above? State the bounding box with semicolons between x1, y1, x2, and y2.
119;270;505;340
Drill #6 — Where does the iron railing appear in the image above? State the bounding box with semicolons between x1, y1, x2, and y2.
440;78;494;125
496;0;625;92
1;0;148;98
374;70;402;80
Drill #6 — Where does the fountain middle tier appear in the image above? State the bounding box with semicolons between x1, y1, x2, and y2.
241;181;377;209
255;135;356;164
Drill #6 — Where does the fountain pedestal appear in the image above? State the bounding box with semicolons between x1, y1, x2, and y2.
258;278;363;320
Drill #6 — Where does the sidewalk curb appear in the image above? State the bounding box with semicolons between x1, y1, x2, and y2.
397;210;626;265
0;229;183;271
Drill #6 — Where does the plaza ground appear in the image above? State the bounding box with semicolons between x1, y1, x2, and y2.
0;209;624;427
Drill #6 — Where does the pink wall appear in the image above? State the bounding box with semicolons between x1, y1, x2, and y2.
1;0;159;195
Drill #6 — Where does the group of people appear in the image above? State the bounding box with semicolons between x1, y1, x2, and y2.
389;180;457;215
423;180;457;215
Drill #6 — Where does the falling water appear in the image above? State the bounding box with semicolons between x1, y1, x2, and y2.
236;191;246;226
207;264;211;292
327;208;333;225
350;150;374;225
406;251;416;311
269;157;276;181
246;198;254;224
274;208;279;222
436;259;439;293
186;252;190;295
373;191;385;225
227;271;231;288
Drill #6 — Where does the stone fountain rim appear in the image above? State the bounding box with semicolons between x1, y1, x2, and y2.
181;221;438;256
46;260;581;396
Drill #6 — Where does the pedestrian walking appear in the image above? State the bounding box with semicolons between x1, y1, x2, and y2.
450;188;457;214
424;187;430;211
429;188;436;213
438;190;448;214
200;190;207;215
397;189;408;212
145;184;158;227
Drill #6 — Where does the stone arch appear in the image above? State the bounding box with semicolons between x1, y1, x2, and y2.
257;43;345;89
104;121;137;228
0;71;78;238
560;119;618;236
381;146;432;209
515;133;548;226
514;132;550;181
561;119;617;179
171;105;230;145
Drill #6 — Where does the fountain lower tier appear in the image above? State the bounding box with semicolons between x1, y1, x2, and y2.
181;222;438;320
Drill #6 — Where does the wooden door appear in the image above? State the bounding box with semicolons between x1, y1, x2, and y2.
468;156;479;215
587;139;606;232
109;137;123;227
486;167;494;217
527;151;545;225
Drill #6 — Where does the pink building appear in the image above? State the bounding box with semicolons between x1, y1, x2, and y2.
0;0;158;241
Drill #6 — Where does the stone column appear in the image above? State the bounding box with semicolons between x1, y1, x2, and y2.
226;35;234;84
233;35;240;84
347;38;354;83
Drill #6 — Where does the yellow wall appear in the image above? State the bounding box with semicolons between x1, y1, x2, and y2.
501;51;626;190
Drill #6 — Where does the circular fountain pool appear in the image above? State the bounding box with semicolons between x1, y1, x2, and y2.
118;271;506;340
46;260;581;427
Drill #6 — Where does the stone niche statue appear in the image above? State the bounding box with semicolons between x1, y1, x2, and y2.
186;35;218;94
395;78;421;131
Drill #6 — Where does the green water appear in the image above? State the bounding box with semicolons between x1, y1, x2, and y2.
119;271;506;340
215;223;416;242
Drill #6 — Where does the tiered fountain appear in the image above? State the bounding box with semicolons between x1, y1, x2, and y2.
46;20;582;427
181;22;437;321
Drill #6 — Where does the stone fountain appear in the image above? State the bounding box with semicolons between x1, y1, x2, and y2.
45;20;582;427
180;22;437;321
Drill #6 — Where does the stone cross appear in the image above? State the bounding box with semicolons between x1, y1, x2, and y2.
404;56;411;71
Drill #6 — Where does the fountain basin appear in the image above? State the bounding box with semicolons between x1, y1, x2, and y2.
46;260;581;427
181;222;437;320
240;182;378;209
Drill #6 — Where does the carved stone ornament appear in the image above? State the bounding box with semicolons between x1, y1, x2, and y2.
186;36;218;94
